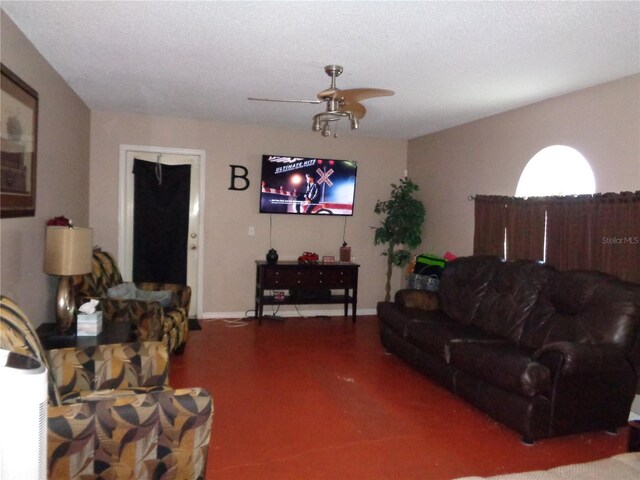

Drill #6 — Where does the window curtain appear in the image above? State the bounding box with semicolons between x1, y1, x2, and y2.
474;195;546;261
545;195;595;271
473;195;508;257
474;191;640;283
506;197;547;261
590;192;640;283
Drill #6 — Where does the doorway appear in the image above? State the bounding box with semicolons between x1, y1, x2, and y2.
119;145;205;318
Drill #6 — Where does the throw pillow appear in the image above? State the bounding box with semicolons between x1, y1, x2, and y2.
106;283;173;308
135;289;173;308
107;282;137;300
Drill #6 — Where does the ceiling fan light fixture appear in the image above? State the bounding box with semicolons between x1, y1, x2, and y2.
311;109;357;136
251;65;394;138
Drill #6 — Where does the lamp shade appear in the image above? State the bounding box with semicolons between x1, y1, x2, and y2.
44;226;93;276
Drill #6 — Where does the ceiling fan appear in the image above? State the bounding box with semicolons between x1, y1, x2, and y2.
248;65;395;137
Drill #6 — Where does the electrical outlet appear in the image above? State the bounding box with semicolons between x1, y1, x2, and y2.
248;226;255;236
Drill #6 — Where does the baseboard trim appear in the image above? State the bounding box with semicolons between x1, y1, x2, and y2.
201;307;376;320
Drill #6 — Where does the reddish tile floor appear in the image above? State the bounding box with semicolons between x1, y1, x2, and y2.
170;315;628;479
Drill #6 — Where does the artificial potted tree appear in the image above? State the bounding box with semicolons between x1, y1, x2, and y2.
373;178;425;301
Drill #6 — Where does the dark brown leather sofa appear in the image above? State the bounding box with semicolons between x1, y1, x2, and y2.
377;255;640;444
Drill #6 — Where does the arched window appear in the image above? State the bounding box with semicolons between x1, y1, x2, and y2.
515;145;595;197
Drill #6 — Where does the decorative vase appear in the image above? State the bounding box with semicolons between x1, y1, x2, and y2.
340;243;352;263
266;248;279;264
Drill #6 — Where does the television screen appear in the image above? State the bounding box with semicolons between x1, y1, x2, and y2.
259;155;358;216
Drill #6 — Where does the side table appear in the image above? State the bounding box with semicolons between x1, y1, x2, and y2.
36;321;134;349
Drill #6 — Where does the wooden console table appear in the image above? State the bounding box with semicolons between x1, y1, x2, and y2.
255;260;359;323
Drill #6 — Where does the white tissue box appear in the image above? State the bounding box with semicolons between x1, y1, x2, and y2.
77;312;103;336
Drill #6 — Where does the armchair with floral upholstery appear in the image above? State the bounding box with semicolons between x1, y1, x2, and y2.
0;295;213;479
72;249;190;353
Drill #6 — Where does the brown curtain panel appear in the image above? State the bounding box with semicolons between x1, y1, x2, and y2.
473;195;508;257
506;197;547;261
474;191;638;283
545;195;595;272
590;192;640;283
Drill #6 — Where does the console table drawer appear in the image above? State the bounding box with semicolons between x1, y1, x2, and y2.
264;266;355;288
264;267;306;288
315;268;354;287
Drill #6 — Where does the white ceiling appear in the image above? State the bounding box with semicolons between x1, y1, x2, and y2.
2;1;639;140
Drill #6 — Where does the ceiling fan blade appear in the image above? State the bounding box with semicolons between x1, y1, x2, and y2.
339;88;395;103
248;97;322;104
316;88;340;100
340;101;367;120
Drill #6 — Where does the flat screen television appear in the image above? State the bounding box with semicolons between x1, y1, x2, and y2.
259;154;358;216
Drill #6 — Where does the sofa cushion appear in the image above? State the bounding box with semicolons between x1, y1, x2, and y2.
472;260;554;344
448;342;551;397
60;385;171;404
406;319;508;363
438;255;502;325
135;288;174;308
521;270;640;351
47;341;169;398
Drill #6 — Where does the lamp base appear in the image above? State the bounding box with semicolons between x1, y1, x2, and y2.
55;276;76;333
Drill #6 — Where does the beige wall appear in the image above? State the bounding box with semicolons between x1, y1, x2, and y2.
90;112;408;316
408;74;640;258
0;12;91;325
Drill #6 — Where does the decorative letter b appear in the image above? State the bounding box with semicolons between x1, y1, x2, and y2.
229;165;250;191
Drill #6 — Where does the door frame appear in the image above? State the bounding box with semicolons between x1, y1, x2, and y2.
118;144;206;319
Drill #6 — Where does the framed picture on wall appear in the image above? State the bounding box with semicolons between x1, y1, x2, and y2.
1;64;38;218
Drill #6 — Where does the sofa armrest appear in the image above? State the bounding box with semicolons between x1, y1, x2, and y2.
394;289;439;312
46;341;169;396
534;342;629;375
47;387;213;479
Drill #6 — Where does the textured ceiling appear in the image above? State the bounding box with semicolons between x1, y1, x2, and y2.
2;1;639;139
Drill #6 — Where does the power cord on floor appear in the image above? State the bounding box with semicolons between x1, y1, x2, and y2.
201;304;332;327
224;318;251;327
199;317;251;328
199;305;283;327
260;304;285;322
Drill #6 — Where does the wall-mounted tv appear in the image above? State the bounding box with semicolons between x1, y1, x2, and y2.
259;154;358;216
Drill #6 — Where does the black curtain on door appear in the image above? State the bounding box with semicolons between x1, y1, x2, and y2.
132;159;191;284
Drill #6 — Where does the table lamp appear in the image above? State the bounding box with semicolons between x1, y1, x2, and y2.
44;225;93;333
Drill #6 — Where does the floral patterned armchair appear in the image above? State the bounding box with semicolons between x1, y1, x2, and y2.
0;295;213;479
72;250;190;353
